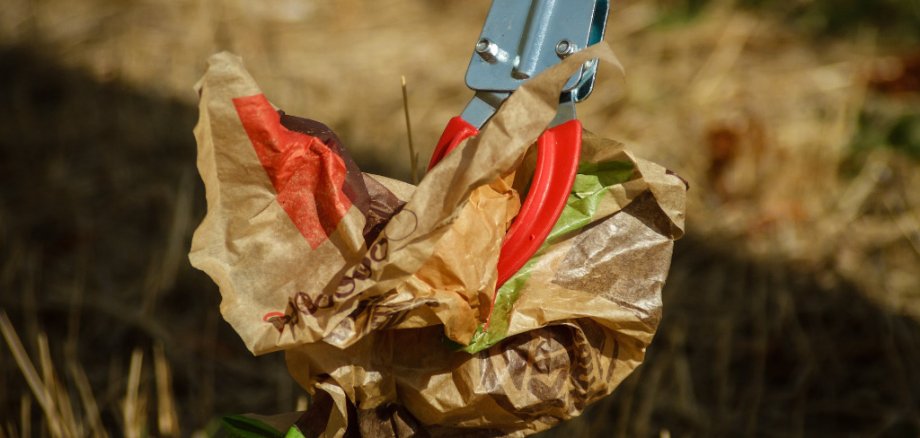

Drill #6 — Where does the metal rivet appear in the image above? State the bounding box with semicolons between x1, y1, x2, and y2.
555;39;576;58
475;38;499;63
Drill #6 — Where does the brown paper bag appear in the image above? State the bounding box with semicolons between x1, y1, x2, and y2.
191;43;686;436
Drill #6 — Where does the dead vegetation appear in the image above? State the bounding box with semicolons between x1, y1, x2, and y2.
1;0;919;435
540;235;920;437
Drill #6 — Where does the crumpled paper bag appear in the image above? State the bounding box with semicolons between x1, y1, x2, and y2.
190;43;686;437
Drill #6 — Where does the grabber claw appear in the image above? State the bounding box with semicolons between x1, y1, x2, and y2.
428;0;609;289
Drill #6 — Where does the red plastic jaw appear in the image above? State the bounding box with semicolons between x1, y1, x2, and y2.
427;116;480;172
428;116;582;291
495;119;581;287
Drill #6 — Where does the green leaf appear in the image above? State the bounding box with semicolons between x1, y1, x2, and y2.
284;426;307;438
220;415;284;438
463;160;635;353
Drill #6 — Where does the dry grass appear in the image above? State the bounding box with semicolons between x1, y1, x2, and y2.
1;0;919;435
591;4;920;319
5;0;915;313
0;312;183;437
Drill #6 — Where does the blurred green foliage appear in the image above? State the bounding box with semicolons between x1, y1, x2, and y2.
654;0;920;41
852;104;920;159
219;415;284;438
652;0;920;162
652;0;710;25
739;0;920;41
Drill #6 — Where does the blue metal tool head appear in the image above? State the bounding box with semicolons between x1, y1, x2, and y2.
465;0;610;102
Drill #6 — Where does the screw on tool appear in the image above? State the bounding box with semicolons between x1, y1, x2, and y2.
475;38;500;63
555;40;577;58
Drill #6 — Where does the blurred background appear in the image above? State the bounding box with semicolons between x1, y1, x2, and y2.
1;0;919;436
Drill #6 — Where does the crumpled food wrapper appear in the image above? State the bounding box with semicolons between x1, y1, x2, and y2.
190;43;686;437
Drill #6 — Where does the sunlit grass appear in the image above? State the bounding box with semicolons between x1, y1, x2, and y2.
0;0;918;435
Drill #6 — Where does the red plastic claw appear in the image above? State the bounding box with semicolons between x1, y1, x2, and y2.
496;119;581;288
429;118;582;292
428;116;480;171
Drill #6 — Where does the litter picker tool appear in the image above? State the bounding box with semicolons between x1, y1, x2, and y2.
428;0;611;288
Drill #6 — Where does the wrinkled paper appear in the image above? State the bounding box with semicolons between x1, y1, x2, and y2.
190;43;686;437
